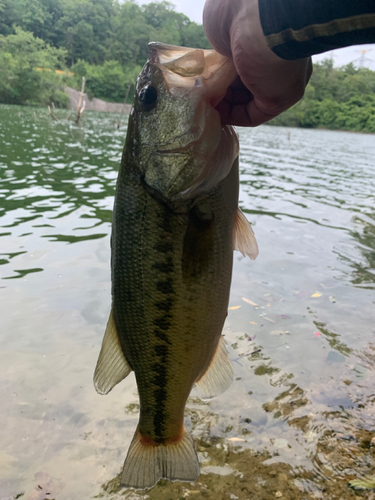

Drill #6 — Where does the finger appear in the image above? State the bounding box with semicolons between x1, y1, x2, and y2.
217;99;278;127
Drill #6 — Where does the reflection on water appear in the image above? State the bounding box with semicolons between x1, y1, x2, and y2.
1;105;375;499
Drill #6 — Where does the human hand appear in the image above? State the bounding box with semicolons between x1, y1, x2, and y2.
203;0;312;126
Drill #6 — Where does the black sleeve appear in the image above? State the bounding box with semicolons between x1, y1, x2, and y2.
258;0;375;60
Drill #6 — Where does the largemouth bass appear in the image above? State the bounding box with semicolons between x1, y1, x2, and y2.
93;42;258;489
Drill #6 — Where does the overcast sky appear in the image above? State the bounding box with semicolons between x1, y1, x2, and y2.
137;0;375;69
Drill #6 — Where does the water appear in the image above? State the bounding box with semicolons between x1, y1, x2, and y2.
1;104;375;500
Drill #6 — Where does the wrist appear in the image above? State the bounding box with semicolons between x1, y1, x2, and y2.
231;0;288;76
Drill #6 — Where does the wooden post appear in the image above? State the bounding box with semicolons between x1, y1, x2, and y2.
75;76;86;124
117;83;132;129
48;105;57;121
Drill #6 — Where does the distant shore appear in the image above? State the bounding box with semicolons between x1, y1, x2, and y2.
66;87;132;114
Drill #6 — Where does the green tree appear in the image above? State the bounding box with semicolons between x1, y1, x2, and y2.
270;61;375;132
110;1;151;67
180;22;211;49
0;27;69;106
54;0;116;65
0;0;53;38
72;59;141;102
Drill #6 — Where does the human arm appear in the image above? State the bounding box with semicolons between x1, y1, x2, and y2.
203;0;375;126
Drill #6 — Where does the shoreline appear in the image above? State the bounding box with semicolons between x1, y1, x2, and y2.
266;122;375;135
66;86;132;114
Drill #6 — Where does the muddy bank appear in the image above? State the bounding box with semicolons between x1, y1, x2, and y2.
66;86;132;113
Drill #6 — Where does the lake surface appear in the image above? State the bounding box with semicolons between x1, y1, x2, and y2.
1;104;375;500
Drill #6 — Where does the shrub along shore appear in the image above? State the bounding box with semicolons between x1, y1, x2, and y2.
269;60;375;133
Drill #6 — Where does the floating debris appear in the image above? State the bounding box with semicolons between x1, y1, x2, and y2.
311;292;322;298
241;297;259;306
264;317;276;323
349;476;375;490
229;306;241;310
329;296;336;303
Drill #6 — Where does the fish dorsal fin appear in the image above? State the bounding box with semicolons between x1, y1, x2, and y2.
195;336;233;401
93;309;132;395
234;208;259;260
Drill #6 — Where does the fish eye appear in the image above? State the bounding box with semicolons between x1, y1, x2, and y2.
138;85;158;110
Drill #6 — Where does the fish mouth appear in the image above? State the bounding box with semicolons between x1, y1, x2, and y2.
149;42;237;108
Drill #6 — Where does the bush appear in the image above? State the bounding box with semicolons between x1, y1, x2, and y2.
269;61;375;132
72;59;141;103
0;27;69;107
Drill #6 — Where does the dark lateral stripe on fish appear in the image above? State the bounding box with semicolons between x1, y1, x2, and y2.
152;258;174;273
156;278;174;294
153;316;172;330
153;328;171;345
155;298;173;312
154;241;173;253
151;222;176;440
152;342;169;440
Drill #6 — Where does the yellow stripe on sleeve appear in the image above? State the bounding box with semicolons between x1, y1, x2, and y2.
266;13;375;48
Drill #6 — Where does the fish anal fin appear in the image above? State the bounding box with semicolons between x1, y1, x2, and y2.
234;208;259;260
195;336;234;401
93;308;132;395
121;426;199;489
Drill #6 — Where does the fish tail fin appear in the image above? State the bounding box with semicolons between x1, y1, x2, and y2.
120;426;199;489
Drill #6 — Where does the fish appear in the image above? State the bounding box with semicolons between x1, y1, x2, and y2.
93;42;259;490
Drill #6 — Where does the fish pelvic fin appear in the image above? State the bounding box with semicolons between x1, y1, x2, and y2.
93;308;132;395
234;208;259;260
121;426;199;489
195;336;234;400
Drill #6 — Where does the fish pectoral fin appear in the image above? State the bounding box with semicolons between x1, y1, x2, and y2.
233;208;259;260
195;336;234;401
121;426;199;489
93;308;132;395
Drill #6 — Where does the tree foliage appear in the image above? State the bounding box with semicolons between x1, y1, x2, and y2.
0;26;69;106
270;60;375;133
0;0;211;106
72;59;141;102
0;0;210;66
